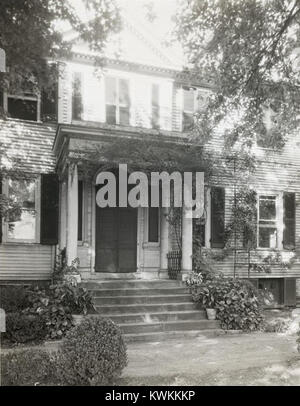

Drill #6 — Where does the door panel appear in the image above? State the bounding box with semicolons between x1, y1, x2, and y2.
95;206;137;273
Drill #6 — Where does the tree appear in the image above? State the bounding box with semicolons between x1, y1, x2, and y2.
0;0;121;95
174;0;300;151
0;0;121;218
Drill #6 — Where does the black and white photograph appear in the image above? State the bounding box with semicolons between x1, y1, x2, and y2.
0;0;300;390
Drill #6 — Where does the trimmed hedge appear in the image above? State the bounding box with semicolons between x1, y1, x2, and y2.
56;316;128;386
1;349;58;386
4;313;47;344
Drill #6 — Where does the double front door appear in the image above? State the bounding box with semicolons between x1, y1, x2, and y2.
95;206;137;273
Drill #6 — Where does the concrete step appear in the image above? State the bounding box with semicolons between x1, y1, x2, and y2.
93;294;192;306
95;302;197;314
82;279;184;290
124;329;224;343
89;287;190;297
102;310;206;324
119;319;220;334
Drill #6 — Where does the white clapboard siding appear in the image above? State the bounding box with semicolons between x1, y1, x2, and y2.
0;245;54;281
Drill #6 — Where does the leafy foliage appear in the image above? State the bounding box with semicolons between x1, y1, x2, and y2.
1;349;58;386
3;313;47;344
297;324;300;353
191;272;263;330
0;285;31;313
55;316;128;386
0;0;121;95
24;281;95;340
174;0;300;151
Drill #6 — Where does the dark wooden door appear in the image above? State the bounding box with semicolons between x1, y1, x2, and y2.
95;206;137;272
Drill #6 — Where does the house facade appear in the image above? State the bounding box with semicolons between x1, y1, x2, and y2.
0;15;300;307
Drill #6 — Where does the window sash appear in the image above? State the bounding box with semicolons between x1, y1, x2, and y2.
105;77;130;125
3;177;40;243
257;194;280;249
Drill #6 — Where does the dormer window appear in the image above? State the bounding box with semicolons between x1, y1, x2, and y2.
105;76;130;126
3;92;40;121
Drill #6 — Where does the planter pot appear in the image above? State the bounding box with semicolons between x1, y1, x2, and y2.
206;308;217;320
72;314;84;326
64;273;81;285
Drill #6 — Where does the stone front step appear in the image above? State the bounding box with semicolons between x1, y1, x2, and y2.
95;302;197;314
103;310;207;324
93;294;192;306
90;287;189;297
124;329;224;343
82;279;183;290
119;319;220;335
83;279;222;342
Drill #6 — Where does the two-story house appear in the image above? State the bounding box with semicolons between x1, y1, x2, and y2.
0;13;299;309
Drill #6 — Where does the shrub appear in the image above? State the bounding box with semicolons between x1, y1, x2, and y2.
1;349;58;386
297;324;300;353
24;282;94;339
192;275;263;331
56;316;128;386
0;285;30;313
3;313;47;344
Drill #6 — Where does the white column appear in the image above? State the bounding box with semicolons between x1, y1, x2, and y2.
181;205;193;277
160;207;169;275
59;180;67;250
66;163;78;265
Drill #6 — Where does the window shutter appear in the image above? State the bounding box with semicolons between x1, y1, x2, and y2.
41;86;57;122
210;187;225;248
284;277;296;306
72;72;83;120
40;174;59;245
0;176;2;243
78;180;83;241
283;192;295;249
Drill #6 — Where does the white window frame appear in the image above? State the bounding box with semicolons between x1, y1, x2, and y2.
3;91;41;122
2;177;41;244
257;192;283;250
105;76;131;125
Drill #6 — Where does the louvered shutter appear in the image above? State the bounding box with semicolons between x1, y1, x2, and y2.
210;187;225;248
283;192;296;249
40;174;59;245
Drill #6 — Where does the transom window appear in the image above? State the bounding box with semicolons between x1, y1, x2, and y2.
258;195;278;248
6;178;39;242
105;77;130;126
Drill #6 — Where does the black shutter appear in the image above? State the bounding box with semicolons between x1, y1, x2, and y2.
148;207;159;243
0;175;2;244
41;86;57;122
210;187;225;248
72;72;83;120
284;278;296;306
283;192;295;249
40;174;59;245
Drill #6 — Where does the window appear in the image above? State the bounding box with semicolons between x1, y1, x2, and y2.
182;87;196;131
6;178;39;242
6;93;39;121
210;187;225;248
258;195;278;248
148;207;159;243
151;84;160;129
105;77;130;125
72;72;83;120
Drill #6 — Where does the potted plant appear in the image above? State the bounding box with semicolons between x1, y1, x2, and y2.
192;284;217;320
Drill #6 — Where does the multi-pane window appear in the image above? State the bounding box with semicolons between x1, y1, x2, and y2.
182;87;196;131
258;195;278;248
7;179;38;242
151;84;160;129
105;77;130;125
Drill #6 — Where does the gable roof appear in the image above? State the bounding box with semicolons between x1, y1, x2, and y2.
63;10;183;71
0;119;56;174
